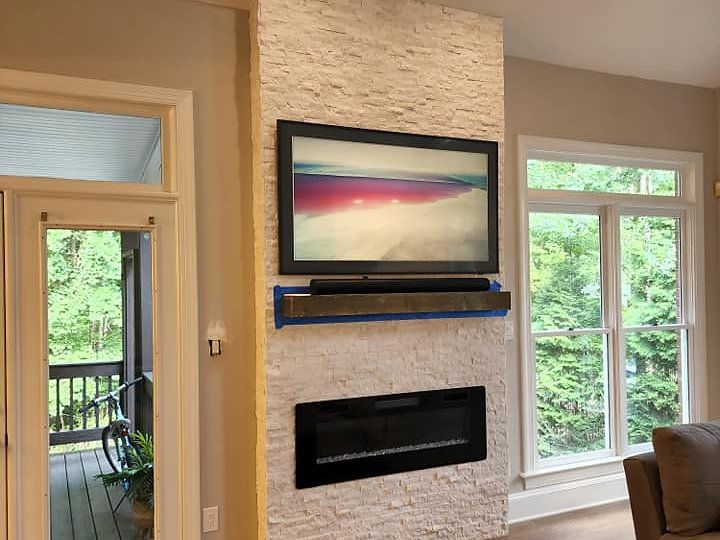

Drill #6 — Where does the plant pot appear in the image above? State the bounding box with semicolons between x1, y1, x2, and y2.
132;501;154;539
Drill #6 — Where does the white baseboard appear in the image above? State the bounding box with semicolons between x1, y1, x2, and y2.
509;473;629;524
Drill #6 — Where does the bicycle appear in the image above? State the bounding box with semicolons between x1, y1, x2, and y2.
80;377;143;474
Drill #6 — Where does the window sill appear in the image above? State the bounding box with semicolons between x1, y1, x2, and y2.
521;456;625;490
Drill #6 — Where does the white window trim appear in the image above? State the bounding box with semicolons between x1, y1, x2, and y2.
517;135;707;488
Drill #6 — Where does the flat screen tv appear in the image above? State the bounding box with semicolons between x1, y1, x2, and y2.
277;120;498;275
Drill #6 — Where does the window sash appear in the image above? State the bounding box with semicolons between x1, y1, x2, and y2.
528;209;604;333
530;325;690;465
622;326;690;451
619;212;683;328
526;197;693;471
532;330;612;465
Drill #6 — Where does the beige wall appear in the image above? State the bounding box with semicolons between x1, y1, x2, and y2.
252;0;508;537
3;0;718;532
504;56;719;492
0;0;259;537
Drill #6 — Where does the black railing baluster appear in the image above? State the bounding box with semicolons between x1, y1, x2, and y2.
69;378;74;432
55;379;60;433
47;361;124;446
107;376;113;422
95;376;100;428
82;377;87;430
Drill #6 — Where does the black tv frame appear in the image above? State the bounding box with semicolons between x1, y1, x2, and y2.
277;120;499;275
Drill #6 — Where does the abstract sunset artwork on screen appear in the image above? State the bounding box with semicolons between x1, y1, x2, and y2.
290;136;490;263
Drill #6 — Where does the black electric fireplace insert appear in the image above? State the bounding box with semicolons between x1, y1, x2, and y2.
295;386;486;488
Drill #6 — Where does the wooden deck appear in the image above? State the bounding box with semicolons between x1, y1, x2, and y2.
50;449;140;540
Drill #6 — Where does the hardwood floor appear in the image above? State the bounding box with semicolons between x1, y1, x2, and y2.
50;449;138;540
50;450;633;540
505;501;635;540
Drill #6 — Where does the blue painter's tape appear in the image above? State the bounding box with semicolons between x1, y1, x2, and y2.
274;285;310;329
274;281;508;329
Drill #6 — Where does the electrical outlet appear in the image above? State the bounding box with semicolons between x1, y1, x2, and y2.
202;506;219;533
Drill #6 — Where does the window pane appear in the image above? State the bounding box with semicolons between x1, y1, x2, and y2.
626;330;683;445
535;334;608;459
47;230;123;364
47;228;155;537
0;102;162;183
528;160;677;196
620;216;680;326
529;213;601;331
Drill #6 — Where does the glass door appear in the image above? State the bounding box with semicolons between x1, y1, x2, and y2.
10;194;181;539
47;228;154;539
0;194;7;540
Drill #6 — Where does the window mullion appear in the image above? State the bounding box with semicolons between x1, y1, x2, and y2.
602;205;626;458
678;208;696;422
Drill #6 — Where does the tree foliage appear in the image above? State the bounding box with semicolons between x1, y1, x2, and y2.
46;230;124;436
529;162;682;458
47;229;123;364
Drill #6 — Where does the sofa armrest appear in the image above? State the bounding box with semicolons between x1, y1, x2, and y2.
624;452;666;540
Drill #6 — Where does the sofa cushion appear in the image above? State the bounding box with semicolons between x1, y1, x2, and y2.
654;423;720;535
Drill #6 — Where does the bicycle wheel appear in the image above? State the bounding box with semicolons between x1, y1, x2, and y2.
102;420;131;473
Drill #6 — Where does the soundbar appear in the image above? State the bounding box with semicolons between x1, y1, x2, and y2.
309;278;491;295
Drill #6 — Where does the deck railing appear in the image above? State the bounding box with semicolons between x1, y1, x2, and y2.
48;361;123;446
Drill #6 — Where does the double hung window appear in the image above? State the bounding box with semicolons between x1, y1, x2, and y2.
519;138;705;475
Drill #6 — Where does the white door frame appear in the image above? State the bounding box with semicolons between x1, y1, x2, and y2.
0;68;200;539
0;194;6;540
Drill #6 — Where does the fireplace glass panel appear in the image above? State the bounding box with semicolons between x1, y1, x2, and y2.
316;407;468;463
296;386;486;488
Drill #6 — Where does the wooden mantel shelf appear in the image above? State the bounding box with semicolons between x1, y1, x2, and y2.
281;290;511;319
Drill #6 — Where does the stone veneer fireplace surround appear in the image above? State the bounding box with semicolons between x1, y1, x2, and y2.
251;0;507;537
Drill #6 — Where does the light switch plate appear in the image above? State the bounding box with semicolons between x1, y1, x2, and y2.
202;506;219;533
505;320;515;340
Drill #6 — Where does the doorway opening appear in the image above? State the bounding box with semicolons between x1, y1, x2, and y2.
47;228;154;540
2;68;200;539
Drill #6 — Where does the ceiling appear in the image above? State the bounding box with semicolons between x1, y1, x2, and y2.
429;0;720;88
0;103;161;182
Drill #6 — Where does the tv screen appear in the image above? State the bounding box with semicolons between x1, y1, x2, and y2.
277;120;498;275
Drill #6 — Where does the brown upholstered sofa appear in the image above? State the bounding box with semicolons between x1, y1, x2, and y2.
624;423;720;540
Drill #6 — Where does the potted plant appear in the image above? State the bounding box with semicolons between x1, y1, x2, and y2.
97;432;154;539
